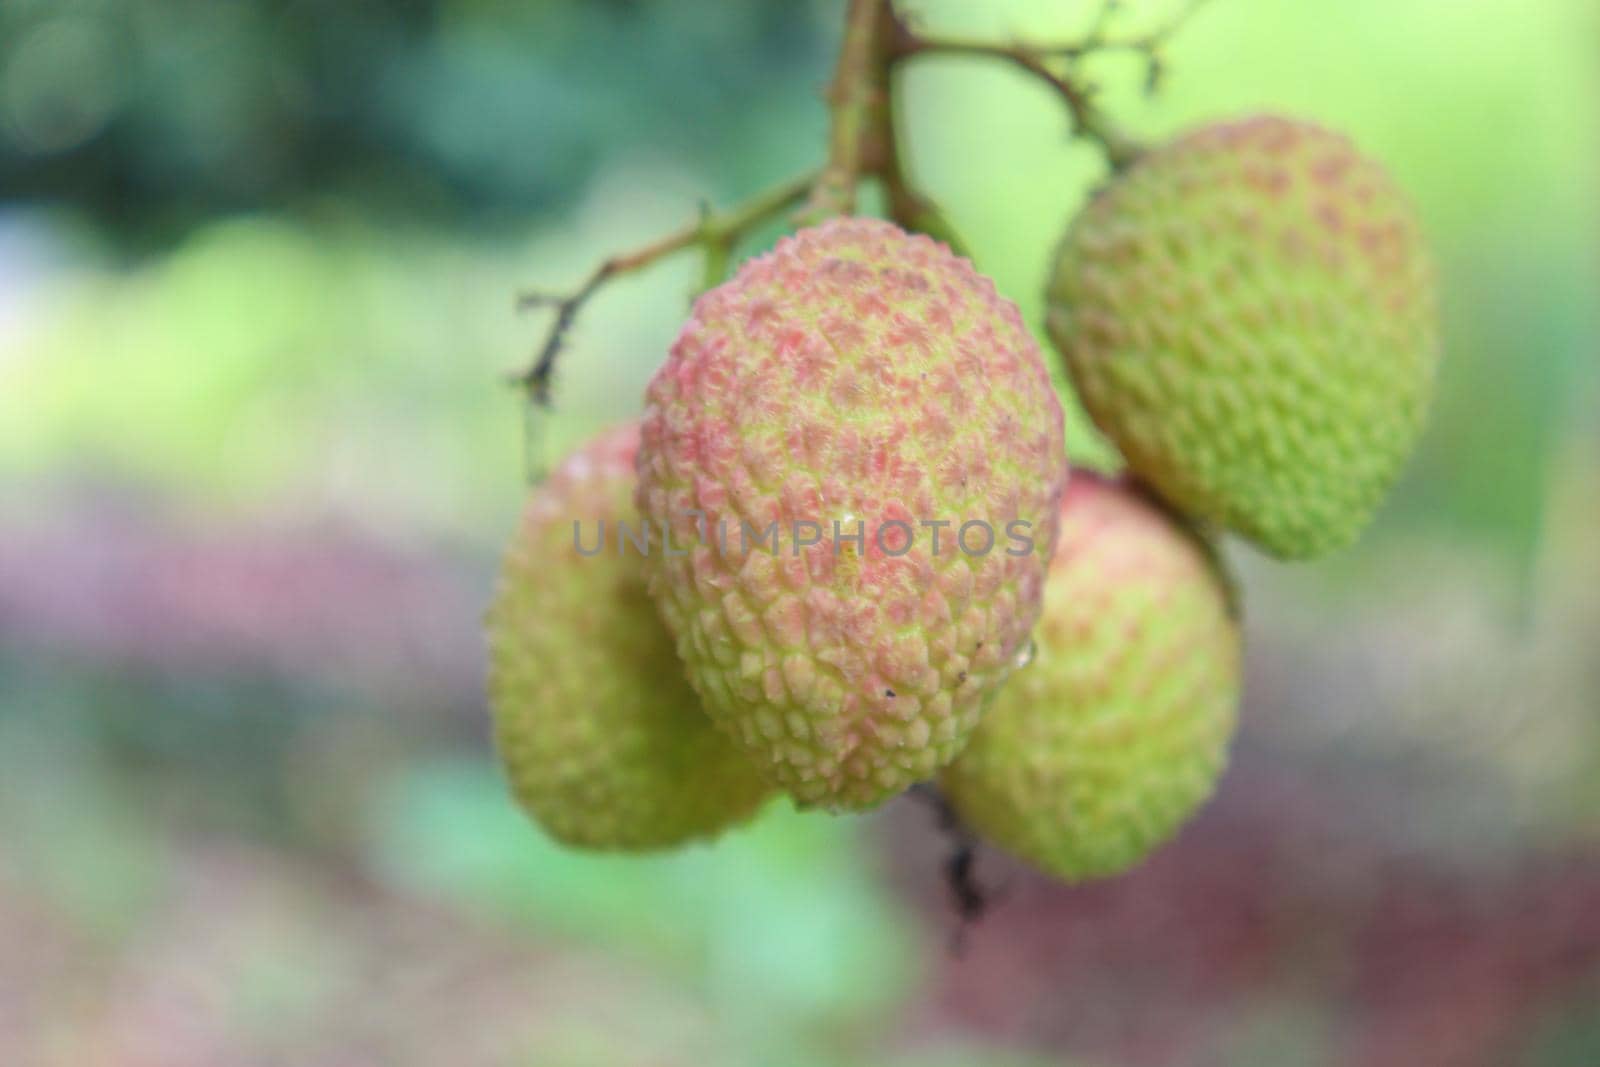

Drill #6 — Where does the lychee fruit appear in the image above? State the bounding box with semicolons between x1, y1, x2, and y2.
637;217;1068;811
486;423;769;850
941;471;1240;882
1045;115;1439;558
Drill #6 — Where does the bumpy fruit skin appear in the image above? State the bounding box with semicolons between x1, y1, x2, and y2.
485;423;769;850
1046;115;1439;558
941;471;1240;882
637;218;1067;811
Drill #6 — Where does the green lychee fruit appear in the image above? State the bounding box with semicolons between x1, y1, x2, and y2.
486;423;769;850
1045;115;1439;559
637;217;1068;811
941;471;1240;882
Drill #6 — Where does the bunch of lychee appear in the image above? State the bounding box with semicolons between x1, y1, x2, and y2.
487;116;1438;882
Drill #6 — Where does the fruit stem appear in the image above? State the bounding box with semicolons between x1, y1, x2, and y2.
890;34;1143;171
887;0;1212;172
795;0;893;225
871;5;970;254
795;0;968;251
511;0;1215;412
512;172;813;409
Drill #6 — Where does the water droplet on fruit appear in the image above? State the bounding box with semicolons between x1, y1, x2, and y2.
1013;639;1037;671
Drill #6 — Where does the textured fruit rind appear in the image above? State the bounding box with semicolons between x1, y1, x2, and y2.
485;423;769;850
1046;115;1439;558
941;472;1240;881
637;218;1068;811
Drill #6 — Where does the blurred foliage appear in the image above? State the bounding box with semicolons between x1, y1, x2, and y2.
0;0;826;246
370;762;916;1020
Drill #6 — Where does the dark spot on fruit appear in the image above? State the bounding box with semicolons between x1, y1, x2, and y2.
885;688;896;698
958;671;968;683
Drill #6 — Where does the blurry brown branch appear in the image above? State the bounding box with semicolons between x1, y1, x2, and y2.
873;5;968;252
796;0;893;225
512;174;812;408
888;0;1213;169
512;0;1210;409
888;35;1138;167
997;0;1211;75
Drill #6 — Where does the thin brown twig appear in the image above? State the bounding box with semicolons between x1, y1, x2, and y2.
888;0;1212;169
890;34;1140;168
1026;0;1211;61
796;0;894;225
512;0;1210;412
512;173;812;407
1108;0;1213;94
874;4;968;253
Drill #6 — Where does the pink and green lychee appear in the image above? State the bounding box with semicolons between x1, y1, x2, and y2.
942;471;1241;881
637;218;1068;811
1046;115;1439;558
486;423;769;850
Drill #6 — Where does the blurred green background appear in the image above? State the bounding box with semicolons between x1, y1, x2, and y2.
1;1;1596;1065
